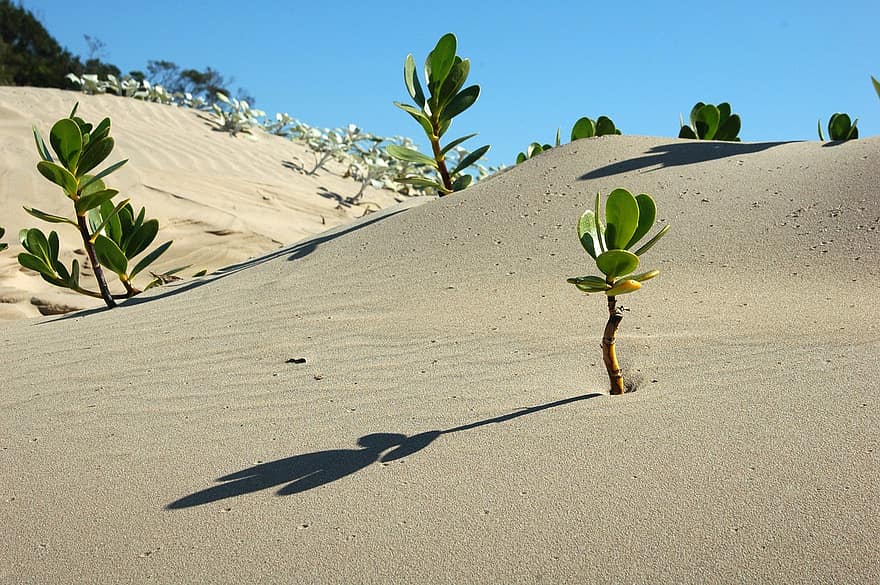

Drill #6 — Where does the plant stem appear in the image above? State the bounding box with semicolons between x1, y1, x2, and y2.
602;295;625;395
76;215;116;308
429;128;453;194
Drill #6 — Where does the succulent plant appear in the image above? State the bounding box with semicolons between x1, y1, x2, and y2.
516;115;621;165
679;102;741;141
570;115;621;140
818;113;859;141
567;189;669;395
386;33;490;195
23;103;175;307
210;92;266;136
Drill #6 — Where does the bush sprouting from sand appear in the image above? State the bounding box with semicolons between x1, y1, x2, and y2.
516;115;622;164
818;113;859;141
678;101;741;141
567;189;669;395
20;104;181;308
385;33;491;196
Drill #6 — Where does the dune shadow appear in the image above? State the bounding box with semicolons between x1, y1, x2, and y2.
166;392;601;509
579;140;792;180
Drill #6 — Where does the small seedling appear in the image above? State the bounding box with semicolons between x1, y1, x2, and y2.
386;33;490;195
23;104;176;307
567;189;669;395
679;102;741;141
818;113;859;141
0;227;7;251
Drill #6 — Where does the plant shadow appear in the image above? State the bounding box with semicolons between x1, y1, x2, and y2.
579;140;792;180
166;392;602;509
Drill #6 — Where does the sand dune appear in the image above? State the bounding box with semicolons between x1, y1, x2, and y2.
0;87;401;319
1;90;879;584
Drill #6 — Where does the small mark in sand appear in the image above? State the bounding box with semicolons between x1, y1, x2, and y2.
297;523;310;530
286;358;307;364
313;374;324;380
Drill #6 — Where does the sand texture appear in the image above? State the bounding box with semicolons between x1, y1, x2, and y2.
2;89;879;584
0;87;400;319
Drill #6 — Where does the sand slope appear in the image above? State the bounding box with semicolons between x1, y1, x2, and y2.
0;87;400;319
1;93;879;584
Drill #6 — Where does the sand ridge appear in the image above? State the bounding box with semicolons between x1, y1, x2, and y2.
1;89;879;584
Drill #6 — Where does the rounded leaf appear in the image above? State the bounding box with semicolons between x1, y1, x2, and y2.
604;188;640;250
605;279;641;296
626;193;657;249
596;249;639;278
570;117;596;141
37;161;78;196
629;269;660;282
94;234;128;276
49;118;83;170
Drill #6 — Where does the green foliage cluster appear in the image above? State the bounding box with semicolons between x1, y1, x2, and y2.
818;113;859;141
567;189;669;295
678;102;741;141
386;33;491;195
23;104;177;307
211;92;266;136
516;115;621;164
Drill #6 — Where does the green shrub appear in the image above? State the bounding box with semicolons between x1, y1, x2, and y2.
22;104;176;308
516;115;620;165
679;102;741;141
818;113;859;141
567;189;669;395
386;33;490;195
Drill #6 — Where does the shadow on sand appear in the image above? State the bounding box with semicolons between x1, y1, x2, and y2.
166;392;601;509
579;140;791;180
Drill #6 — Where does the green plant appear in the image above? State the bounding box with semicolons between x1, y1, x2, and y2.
818;113;859;141
872;75;880;100
567;189;669;395
516;115;621;165
679;102;741;141
0;227;7;251
210;92;266;136
571;116;621;140
23;103;174;307
386;33;490;195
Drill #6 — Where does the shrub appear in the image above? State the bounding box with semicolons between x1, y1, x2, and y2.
567;189;669;395
516;115;621;165
386;33;490;195
679;102;741;141
22;103;175;308
818;113;859;141
210;92;266;136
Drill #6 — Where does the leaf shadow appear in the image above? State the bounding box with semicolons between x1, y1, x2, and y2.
165;392;602;509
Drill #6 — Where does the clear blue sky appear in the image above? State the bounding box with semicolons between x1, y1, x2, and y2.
24;0;880;168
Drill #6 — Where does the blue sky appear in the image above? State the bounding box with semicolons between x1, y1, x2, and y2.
24;0;880;168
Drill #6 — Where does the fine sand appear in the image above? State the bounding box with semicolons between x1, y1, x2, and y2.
2;88;879;584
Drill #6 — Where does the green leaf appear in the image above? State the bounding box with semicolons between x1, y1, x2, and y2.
873;75;880;99
442;85;480;120
593;192;605;254
130;240;172;279
451;174;472;191
515;152;526;164
451;144;489;176
678;125;697;139
577;210;601;259
425;33;457;92
626;194;657;249
440;133;477;156
404;54;426;108
393;102;434;137
571;117;596;141
89;198;131;242
33;127;54;162
817;119;825;141
596;249;639;278
37;161;78;196
566;275;609;292
76;137;114;177
69;258;80;288
94;234;128;276
633;224;670;256
385;145;438;168
595;116;618;136
605;279;641;296
715;114;741;141
604;188;640;250
79;159;128;192
437;58;470;110
124;219;159;258
75;189;118;215
629;269;660;282
693;104;720;140
49;118;83;170
828;113;852;140
90;118;112;144
23;206;78;226
18;252;63;284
